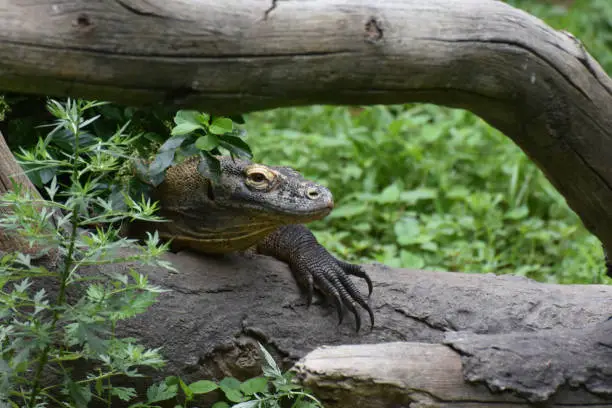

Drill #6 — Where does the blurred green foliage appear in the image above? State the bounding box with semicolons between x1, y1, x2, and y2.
246;0;612;284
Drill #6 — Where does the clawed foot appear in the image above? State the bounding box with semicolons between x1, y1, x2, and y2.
257;224;375;331
292;247;374;332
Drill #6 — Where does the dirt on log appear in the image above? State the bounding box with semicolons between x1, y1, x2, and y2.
79;249;612;406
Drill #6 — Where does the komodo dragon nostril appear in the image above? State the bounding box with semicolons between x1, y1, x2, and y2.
306;187;320;200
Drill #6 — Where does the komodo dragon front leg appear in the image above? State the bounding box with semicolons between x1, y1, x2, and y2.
138;156;374;331
258;224;374;331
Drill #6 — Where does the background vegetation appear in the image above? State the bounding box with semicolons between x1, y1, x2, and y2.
245;0;612;285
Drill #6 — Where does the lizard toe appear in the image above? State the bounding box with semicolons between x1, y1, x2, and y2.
337;260;373;296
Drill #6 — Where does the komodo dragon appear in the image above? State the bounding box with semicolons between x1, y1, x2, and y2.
133;156;374;331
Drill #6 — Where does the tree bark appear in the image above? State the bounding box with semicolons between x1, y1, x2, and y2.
91;250;610;406
294;336;612;407
0;0;611;257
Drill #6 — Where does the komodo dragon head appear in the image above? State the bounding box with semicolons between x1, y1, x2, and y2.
148;156;334;253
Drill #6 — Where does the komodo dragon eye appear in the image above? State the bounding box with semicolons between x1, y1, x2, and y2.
245;166;277;190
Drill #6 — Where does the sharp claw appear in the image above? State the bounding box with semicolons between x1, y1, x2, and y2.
306;288;313;308
340;261;373;297
366;304;375;330
365;274;373;297
334;297;344;325
353;307;362;332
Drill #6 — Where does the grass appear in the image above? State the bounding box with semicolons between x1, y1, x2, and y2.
245;0;612;285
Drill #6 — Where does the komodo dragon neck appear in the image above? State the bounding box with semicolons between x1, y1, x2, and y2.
133;155;374;331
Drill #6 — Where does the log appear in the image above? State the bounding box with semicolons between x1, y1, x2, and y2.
102;250;612;405
294;336;612;407
0;0;611;260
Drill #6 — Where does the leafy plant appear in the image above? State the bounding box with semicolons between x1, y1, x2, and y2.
128;343;323;408
136;110;252;187
0;99;173;407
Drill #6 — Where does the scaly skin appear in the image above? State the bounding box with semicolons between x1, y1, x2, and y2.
138;156;374;330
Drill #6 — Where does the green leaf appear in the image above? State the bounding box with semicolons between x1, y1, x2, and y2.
95;378;103;396
420;241;439;252
504;205;529;220
221;387;244;403
39;168;56;185
189;380;219;394
259;343;282;379
198;152;221;184
212;402;230;408
164;376;180;386
375;183;401;204
171;122;202;136
64;321;108;355
196;112;211;125
420;124;444;142
147;150;174;183
174;110;204;125
239;377;268;395
179;377;194;401
219;135;253;159
219;377;245;402
159;135;187;152
86;284;105;302
394;217;421;246
400;250;425;269
446;186;470;200
146;382;178;403
209;117;234;134
219;377;242;390
275;382;301;392
326;202;368;219
111;387;137;402
195;134;220;151
399;188;438;204
66;379;92;408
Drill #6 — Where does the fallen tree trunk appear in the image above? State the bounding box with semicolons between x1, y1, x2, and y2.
0;0;611;259
100;250;612;406
294;333;612;407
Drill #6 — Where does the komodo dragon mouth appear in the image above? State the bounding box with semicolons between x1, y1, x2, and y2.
134;155;374;331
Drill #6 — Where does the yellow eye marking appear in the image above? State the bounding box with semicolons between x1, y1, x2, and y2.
245;165;277;190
